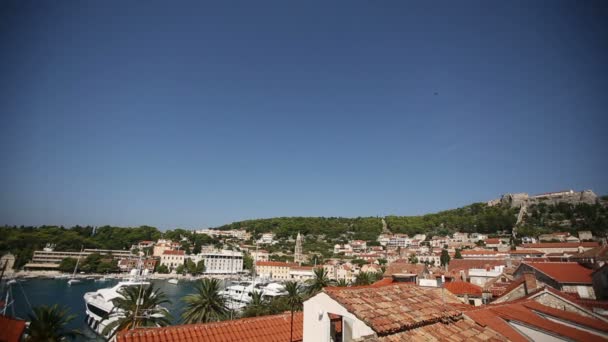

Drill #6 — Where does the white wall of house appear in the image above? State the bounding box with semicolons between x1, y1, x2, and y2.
304;293;375;342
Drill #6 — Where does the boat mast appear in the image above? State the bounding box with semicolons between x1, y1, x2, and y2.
72;246;83;279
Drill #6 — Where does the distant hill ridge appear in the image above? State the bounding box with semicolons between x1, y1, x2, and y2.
215;191;608;240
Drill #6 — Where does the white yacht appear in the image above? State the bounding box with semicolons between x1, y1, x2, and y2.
220;281;254;310
83;279;148;338
220;281;287;311
167;278;178;285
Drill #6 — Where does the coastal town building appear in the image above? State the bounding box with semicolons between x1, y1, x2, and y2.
23;248;134;270
187;250;243;274
517;242;600;254
159;250;185;271
256;261;298;280
444;281;484;306
152;240;181;257
333;244;352;255
257;233;276;245
460;249;509;260
116;273;608;342
468;265;506;286
196;228;251;240
289;266;315;281
513;262;596;299
118;258;158;273
294;232;304;264
250;249;269;262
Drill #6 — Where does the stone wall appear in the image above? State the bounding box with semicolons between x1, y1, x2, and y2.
496;190;598;208
533;292;593;318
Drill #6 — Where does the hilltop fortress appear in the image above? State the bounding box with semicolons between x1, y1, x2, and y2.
488;189;598;208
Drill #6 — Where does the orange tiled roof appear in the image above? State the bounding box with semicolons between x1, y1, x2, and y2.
522;262;593;284
162;250;184;255
255;261;298;267
460;250;501;255
324;283;462;334
0;315;26;342
485;238;501;244
521;242;599;248
466;300;607;342
372;318;508;341
116;312;303;342
509;249;543;255
444;281;483;296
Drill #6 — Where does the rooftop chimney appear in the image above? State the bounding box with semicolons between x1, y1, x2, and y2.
522;272;537;295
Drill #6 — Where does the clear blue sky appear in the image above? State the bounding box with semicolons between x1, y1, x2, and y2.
1;1;607;229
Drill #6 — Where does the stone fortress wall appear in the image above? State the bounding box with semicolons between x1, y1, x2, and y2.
488;189;598;208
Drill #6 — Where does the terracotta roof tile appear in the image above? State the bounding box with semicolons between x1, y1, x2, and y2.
373;319;508;341
116;312;303;342
324;283;462;334
521;242;599;248
444;281;483;296
162;250;185;255
0;315;26;342
508;249;544;255
465;300;608;342
522;262;593;284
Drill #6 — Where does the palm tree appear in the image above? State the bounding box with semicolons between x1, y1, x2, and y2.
354;271;374;286
181;278;228;324
102;284;171;339
241;291;269;317
284;281;303;342
335;279;350;287
26;304;82;341
306;267;332;295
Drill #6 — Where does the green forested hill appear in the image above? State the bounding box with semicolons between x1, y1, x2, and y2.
2;200;606;269
214;201;608;239
215;203;519;239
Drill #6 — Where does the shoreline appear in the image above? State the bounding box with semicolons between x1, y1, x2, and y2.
4;270;249;281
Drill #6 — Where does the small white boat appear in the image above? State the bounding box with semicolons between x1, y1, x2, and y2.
168;279;178;285
67;279;81;286
7;279;17;285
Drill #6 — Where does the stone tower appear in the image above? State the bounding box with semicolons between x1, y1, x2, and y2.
294;232;304;265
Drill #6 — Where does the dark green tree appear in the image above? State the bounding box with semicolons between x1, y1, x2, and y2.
306;268;332;295
454;249;462;259
102;284;171;339
181;278;228;324
26;305;82;342
58;258;77;273
440;249;451;267
284;281;303;342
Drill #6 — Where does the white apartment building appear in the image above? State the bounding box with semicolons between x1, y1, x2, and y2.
289;266;315;281
257;233;276;245
377;234;391;246
333;244;353;255
388;235;410;248
187;250;244;274
350;240;367;252
469;265;505;286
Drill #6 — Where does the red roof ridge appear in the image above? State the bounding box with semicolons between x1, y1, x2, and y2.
117;312;303;342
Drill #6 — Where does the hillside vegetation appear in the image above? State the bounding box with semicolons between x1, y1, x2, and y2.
215;203;519;239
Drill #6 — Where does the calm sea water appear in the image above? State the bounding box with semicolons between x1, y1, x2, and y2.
4;278;224;341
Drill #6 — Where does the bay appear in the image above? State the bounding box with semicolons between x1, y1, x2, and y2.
5;278;227;341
